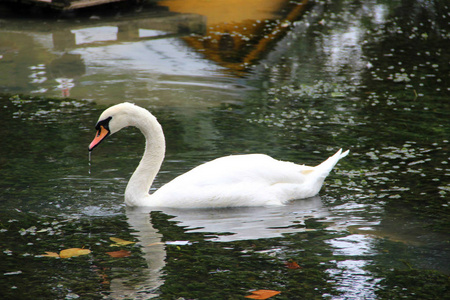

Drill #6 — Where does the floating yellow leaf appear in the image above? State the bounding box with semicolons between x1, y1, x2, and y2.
42;251;60;258
110;237;135;246
59;248;91;258
245;290;281;299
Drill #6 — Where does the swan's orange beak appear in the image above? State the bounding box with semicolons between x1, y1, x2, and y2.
89;125;110;151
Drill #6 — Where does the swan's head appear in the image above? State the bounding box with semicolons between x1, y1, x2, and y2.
89;102;142;151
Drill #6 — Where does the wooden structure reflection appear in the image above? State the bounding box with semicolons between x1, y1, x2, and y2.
159;0;309;74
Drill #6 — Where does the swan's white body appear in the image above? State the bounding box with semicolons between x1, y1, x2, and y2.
89;103;349;208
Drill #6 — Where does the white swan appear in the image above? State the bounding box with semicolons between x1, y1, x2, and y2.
88;102;349;208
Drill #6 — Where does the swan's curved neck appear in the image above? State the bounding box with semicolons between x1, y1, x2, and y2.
124;110;165;206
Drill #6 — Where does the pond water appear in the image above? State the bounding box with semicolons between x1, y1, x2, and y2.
1;0;449;299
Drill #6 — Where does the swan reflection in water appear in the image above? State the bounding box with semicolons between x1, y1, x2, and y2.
106;196;327;298
141;195;327;242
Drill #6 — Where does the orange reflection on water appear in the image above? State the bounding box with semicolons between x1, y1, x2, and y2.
158;0;309;74
158;0;285;24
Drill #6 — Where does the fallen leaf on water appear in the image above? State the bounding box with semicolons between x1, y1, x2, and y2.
59;248;91;258
285;260;301;269
110;237;135;246
41;251;60;258
106;249;131;258
245;289;281;299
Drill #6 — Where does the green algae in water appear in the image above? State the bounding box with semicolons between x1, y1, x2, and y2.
375;269;450;300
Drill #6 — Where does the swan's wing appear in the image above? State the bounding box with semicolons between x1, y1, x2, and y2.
150;151;347;208
167;154;309;186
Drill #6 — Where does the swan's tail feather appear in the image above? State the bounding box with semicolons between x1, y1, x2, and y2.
315;148;349;177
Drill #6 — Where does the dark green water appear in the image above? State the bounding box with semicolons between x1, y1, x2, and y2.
1;0;449;299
